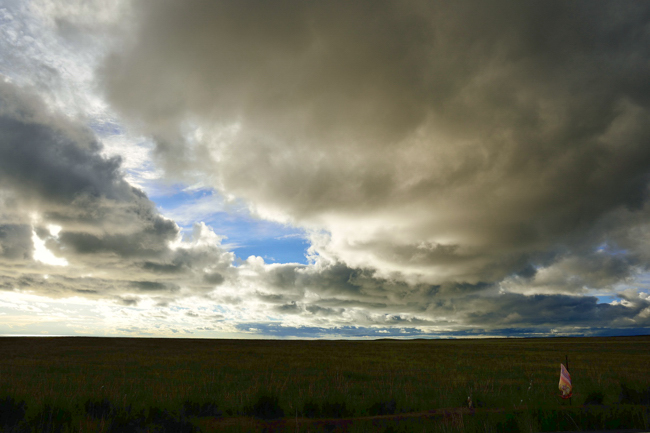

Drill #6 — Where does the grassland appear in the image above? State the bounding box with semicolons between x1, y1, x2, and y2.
0;335;648;432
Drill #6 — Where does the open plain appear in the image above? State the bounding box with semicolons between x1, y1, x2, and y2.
0;337;650;432
0;336;649;432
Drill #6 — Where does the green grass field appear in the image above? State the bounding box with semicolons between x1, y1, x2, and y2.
0;336;648;432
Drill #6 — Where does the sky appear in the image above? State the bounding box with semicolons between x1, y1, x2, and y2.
1;0;650;339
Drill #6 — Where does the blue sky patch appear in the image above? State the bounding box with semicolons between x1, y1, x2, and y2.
151;185;311;264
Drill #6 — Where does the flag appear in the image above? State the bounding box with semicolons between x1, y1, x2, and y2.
559;363;572;398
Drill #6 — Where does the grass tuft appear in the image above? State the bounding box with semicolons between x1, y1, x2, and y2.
301;400;320;418
84;398;117;419
0;396;27;431
584;390;604;405
321;400;351;418
107;405;146;433
147;406;198;433
248;394;284;420
495;413;521;433
368;399;397;416
29;404;72;433
619;382;650;405
182;400;222;418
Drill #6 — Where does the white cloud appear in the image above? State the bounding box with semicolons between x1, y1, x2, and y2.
31;228;67;267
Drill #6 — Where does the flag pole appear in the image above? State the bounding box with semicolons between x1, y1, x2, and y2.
566;355;571;406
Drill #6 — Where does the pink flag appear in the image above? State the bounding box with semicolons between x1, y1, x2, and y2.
559;363;572;398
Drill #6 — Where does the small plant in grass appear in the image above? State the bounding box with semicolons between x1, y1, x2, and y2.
464;394;485;408
108;406;146;433
0;396;27;432
301;400;320;418
29;404;72;433
495;413;521;433
619;383;650;405
583;391;604;405
321;400;351;418
181;400;222;418
248;394;284;420
84;398;117;419
146;406;198;433
368;399;397;416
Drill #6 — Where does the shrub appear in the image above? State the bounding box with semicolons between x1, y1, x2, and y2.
147;407;197;433
0;396;27;432
321;401;351;418
108;406;145;433
85;398;117;419
619;383;650;405
108;406;197;433
29;404;72;433
583;391;604;405
181;400;222;418
249;395;284;420
301;400;320;418
496;413;521;433
368;400;397;416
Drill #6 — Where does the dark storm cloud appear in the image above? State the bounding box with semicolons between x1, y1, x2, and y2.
103;0;650;299
463;293;650;328
305;305;342;317
130;281;179;292
242;258;650;333
0;80;235;301
141;261;185;274
255;291;286;303
501;249;641;295
275;301;299;313
0;115;122;205
59;228;174;258
202;272;225;285
0;225;32;260
0;79;178;261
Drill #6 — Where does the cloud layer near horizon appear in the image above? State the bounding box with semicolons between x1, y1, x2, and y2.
1;0;650;337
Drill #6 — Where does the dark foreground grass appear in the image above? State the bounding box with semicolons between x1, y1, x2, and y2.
0;336;648;432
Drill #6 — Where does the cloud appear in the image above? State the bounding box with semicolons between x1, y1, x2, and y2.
0;80;234;303
0;79;177;258
3;0;650;337
103;0;650;294
233;257;650;333
0;225;33;260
